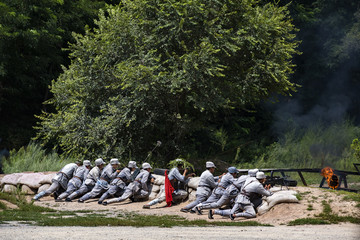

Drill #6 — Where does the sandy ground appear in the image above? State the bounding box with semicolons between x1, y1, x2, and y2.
1;224;359;240
1;186;360;239
23;186;360;225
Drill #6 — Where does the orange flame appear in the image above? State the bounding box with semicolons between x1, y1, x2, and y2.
321;167;339;189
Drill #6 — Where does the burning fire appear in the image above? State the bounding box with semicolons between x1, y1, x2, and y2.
321;167;339;189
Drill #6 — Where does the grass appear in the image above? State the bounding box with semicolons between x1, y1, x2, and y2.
288;199;360;225
0;192;271;227
3;142;75;173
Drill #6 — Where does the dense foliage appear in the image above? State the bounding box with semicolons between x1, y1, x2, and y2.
0;0;120;149
34;0;299;163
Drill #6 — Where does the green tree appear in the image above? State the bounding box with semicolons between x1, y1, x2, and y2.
0;0;119;149
36;0;299;163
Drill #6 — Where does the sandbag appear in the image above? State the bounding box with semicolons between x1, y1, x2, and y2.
21;185;36;195
152;174;165;185
39;173;56;185
2;184;17;193
37;184;51;193
187;177;200;189
1;173;23;186
17;172;46;189
148;191;158;200
151;184;160;193
257;190;299;215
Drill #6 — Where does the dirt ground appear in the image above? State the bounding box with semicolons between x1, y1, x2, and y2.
25;186;360;226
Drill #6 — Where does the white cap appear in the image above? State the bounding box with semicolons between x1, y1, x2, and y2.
206;161;216;168
83;160;92;167
248;168;259;177
110;158;120;165
142;162;152;169
95;158;106;166
256;171;266;179
128;161;137;168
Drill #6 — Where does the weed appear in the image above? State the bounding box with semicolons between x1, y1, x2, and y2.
307;204;314;211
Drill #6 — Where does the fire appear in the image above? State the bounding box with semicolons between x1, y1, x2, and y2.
321;167;339;189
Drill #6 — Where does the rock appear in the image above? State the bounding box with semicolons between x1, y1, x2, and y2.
21;185;36;195
2;184;17;193
39;173;56;185
1;173;23;186
38;184;51;193
153;174;165;185
17;172;46;189
187;177;200;189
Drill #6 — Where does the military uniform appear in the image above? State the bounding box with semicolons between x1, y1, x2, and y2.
57;164;90;200
194;171;236;211
33;163;78;201
182;168;219;211
145;167;188;207
98;167;132;202
79;160;119;202
214;173;272;219
104;167;154;205
66;163;102;201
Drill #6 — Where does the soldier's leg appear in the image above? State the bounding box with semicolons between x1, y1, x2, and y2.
33;181;60;200
202;194;230;210
57;183;77;200
194;193;220;210
234;204;256;218
213;208;232;216
67;185;91;201
79;184;104;202
146;188;165;207
182;194;208;211
98;184;121;203
105;188;133;205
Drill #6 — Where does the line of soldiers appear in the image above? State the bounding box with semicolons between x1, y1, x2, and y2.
178;161;272;220
32;159;155;204
32;158;272;220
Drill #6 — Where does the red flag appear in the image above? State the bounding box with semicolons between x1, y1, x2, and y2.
165;170;175;207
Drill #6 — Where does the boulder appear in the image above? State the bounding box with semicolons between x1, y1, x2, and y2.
153;174;165;185
37;184;51;193
1;173;23;186
39;173;56;185
17;172;46;189
187;177;200;189
188;190;197;202
2;184;17;193
21;185;36;195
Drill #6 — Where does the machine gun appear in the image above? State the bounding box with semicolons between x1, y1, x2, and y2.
264;175;297;189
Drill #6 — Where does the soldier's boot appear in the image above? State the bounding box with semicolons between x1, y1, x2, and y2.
98;192;109;204
33;191;46;201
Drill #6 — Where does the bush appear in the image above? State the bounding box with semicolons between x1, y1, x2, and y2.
248;121;360;170
3;142;75;173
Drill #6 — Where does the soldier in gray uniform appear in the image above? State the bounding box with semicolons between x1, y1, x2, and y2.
180;161;224;213
103;162;155;205
78;158;120;203
207;168;258;219
211;171;272;220
143;159;195;209
66;158;105;201
193;166;238;214
33;162;80;201
97;160;137;204
55;160;92;201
